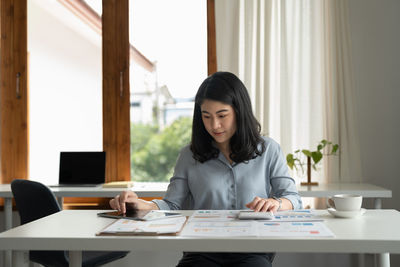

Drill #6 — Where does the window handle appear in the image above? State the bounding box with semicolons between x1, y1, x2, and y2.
120;71;123;97
16;72;21;99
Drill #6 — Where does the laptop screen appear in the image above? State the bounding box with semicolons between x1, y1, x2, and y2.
59;152;106;185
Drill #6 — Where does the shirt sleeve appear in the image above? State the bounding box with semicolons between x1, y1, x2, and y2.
152;146;192;210
268;140;303;210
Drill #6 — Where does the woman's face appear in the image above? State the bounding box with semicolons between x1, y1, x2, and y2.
200;99;237;148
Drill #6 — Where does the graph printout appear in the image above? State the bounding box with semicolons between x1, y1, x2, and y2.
180;210;333;237
189;210;239;222
257;221;335;237
97;216;187;235
189;210;324;222
180;221;258;237
270;210;324;222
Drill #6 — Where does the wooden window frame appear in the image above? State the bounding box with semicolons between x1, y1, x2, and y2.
207;0;217;75
0;0;29;184
102;0;131;183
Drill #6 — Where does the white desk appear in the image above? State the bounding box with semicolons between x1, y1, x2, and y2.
0;209;399;267
0;182;392;232
297;183;392;209
0;182;168;231
0;182;167;267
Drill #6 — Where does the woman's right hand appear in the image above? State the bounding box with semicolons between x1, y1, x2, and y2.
109;190;158;213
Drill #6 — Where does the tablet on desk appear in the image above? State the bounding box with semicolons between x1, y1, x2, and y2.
97;210;183;221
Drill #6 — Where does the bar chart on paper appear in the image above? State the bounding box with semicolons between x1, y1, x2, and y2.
181;220;258;237
271;210;324;222
257;221;335;237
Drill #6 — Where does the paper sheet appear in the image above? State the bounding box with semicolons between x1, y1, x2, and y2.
257;221;335;237
180;210;333;238
180;220;258;237
98;216;187;235
270;210;324;222
189;209;324;222
189;210;239;222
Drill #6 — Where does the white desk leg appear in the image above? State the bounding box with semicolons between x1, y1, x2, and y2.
4;198;13;267
376;253;390;267
374;198;382;209
373;199;386;267
12;250;29;267
57;197;64;209
357;253;365;267
69;251;82;267
4;250;12;267
4;197;13;230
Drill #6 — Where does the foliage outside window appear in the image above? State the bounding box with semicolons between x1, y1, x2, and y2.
129;0;206;182
131;117;192;182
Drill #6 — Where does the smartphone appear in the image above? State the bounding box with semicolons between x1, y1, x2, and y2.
97;209;182;221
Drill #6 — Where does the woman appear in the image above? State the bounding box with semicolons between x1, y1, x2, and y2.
110;71;302;266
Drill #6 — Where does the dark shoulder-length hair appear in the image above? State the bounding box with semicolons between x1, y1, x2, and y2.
190;71;265;163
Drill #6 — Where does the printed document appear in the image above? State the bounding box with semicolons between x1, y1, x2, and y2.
97;216;187;235
180;210;333;238
189;209;323;222
271;210;323;222
181;220;258;237
257;221;335;237
189;210;239;222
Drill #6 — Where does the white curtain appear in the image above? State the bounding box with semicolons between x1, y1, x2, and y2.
215;0;362;184
320;0;362;183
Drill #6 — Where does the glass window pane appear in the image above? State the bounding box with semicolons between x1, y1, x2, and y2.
129;0;207;181
28;0;102;185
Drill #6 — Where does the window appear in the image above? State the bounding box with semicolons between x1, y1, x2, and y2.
129;0;208;182
28;0;102;185
1;0;214;188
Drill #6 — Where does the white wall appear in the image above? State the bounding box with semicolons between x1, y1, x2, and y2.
348;0;400;265
349;0;400;207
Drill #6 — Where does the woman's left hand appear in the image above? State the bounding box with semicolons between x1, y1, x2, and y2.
245;196;280;212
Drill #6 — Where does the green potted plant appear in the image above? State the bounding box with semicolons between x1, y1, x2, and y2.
286;139;339;186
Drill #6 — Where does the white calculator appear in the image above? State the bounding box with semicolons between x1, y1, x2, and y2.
237;210;274;220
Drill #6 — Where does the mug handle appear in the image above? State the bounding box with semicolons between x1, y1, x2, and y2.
326;197;335;209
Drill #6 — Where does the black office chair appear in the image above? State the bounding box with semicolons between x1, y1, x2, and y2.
11;179;129;267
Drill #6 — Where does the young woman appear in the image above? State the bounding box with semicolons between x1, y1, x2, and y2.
110;71;302;267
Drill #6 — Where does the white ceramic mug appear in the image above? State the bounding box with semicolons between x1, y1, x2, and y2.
327;194;363;211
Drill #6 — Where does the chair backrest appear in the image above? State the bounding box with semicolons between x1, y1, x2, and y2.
11;179;61;225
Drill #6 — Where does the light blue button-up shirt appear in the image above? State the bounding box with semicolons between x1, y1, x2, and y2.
153;137;302;210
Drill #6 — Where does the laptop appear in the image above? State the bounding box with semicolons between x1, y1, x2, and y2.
50;151;106;187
